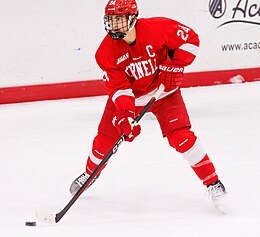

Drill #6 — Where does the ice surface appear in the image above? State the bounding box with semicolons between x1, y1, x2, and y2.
0;82;260;236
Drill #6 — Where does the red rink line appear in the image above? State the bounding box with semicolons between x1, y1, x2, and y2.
182;67;260;87
0;80;106;105
0;67;259;104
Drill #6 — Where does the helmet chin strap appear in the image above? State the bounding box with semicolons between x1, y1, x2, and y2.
109;31;126;40
108;15;137;40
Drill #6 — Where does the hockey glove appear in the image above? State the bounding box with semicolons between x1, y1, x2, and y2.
113;109;141;142
158;60;184;92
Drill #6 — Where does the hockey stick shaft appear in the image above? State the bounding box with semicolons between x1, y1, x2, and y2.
37;84;165;224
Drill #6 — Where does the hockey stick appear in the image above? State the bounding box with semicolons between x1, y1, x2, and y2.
36;84;165;224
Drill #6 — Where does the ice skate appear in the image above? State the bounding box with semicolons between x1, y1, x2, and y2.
206;180;227;214
69;172;99;196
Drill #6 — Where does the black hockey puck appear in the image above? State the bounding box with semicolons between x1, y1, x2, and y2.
25;221;36;226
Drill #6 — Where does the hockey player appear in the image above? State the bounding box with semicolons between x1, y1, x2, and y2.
70;0;226;206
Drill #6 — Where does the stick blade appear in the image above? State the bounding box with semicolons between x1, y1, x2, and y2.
36;211;57;224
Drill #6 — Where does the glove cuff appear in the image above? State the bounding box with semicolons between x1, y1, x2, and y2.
159;64;184;73
113;109;135;127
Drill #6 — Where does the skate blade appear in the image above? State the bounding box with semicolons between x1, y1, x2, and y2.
213;198;226;215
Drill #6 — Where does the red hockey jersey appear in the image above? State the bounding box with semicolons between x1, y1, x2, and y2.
95;17;199;110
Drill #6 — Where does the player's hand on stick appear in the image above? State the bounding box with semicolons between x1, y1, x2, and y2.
158;60;184;92
113;110;141;142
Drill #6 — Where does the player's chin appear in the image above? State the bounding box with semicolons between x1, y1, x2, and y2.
112;30;123;33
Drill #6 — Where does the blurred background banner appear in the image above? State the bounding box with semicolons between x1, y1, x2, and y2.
0;0;259;104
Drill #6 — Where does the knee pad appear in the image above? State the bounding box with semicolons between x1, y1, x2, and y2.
167;127;197;153
92;132;118;159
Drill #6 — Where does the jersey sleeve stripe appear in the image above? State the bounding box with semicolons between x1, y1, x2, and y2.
179;43;199;56
112;89;135;103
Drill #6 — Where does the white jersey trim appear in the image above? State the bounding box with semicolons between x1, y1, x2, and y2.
112;89;135;103
179;43;199;56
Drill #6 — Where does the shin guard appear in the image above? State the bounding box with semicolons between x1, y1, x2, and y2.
86;132;118;175
191;155;218;186
167;128;218;186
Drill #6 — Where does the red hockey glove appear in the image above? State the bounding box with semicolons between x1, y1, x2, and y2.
158;61;184;92
113;110;141;142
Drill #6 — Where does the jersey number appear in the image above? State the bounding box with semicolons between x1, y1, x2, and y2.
177;25;190;41
109;0;116;5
